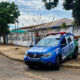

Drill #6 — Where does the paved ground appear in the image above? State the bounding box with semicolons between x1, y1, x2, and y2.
0;54;32;80
0;54;80;80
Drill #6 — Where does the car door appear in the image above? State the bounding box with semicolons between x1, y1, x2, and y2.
67;36;74;54
60;37;69;60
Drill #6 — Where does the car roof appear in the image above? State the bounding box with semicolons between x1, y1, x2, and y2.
46;32;74;39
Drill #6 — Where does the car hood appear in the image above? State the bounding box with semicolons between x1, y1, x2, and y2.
27;46;58;54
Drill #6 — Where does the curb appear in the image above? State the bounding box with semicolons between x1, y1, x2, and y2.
0;52;24;62
61;64;80;69
0;52;80;69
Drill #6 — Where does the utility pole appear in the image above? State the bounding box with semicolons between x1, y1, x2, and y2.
17;11;19;30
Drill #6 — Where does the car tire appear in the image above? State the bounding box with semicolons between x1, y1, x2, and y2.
28;65;34;69
72;48;78;59
54;56;60;70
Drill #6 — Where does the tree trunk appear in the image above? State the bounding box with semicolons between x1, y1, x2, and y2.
3;35;6;44
0;37;1;44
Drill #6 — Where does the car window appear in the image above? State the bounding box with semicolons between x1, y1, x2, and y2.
36;38;59;47
67;37;72;44
61;38;67;46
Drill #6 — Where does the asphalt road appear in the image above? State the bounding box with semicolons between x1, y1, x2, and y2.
0;54;80;80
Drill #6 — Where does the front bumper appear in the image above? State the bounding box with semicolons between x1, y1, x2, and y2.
24;55;56;66
24;60;47;66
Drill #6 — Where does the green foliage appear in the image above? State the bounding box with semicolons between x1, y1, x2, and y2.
0;2;20;44
73;0;80;26
0;2;20;35
63;0;73;10
42;0;80;26
71;21;77;26
43;0;59;10
61;22;67;29
0;2;20;24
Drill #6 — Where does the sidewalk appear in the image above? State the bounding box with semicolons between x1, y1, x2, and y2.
0;45;80;69
62;57;80;69
0;45;29;61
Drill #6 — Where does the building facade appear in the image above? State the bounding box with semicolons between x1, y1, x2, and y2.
8;18;80;47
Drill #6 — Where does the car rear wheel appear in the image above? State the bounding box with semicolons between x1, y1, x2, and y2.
72;48;78;59
54;56;60;70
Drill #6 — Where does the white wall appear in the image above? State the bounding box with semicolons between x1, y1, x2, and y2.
8;32;31;47
0;37;3;43
8;40;31;47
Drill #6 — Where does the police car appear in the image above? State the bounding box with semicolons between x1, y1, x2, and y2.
24;32;78;70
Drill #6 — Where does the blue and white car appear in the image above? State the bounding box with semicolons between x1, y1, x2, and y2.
24;32;78;70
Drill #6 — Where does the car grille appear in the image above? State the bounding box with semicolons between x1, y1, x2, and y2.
28;53;43;58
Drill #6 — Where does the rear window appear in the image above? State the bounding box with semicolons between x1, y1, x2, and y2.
67;37;72;43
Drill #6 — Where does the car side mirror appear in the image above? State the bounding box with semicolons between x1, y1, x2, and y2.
29;45;33;47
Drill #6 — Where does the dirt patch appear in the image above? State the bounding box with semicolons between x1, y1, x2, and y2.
0;45;29;60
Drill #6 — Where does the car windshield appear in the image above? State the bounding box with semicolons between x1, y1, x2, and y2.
36;38;59;47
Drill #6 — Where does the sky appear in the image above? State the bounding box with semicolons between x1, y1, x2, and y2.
0;0;72;29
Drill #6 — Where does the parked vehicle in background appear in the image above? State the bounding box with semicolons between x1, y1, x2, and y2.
24;32;78;70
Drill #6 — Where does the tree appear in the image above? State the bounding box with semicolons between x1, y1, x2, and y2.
42;0;80;26
0;2;20;44
61;22;67;29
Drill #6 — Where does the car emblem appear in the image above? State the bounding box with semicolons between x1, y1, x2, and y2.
33;54;36;58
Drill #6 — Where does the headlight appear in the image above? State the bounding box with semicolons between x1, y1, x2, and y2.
43;52;52;58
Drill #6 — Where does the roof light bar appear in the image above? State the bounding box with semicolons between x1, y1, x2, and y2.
47;32;67;35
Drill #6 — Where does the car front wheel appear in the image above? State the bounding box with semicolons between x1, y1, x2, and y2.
28;65;34;69
54;56;60;70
